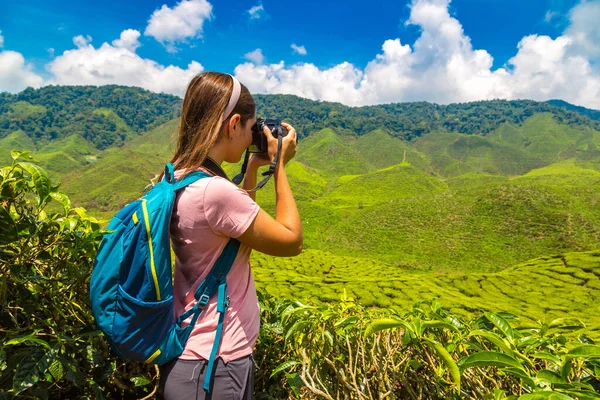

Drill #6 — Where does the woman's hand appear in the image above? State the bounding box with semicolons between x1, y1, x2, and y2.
247;153;271;170
263;122;297;167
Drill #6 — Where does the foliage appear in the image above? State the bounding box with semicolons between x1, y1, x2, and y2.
258;292;600;399
252;249;600;341
0;153;157;398
0;154;599;399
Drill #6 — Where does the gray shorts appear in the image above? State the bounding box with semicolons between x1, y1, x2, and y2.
160;355;255;400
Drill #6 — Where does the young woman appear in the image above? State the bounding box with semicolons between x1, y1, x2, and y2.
160;72;302;399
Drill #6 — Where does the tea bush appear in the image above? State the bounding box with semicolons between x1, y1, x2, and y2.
1;154;599;399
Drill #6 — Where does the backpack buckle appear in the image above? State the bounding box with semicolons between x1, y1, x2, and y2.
198;294;210;306
225;296;230;309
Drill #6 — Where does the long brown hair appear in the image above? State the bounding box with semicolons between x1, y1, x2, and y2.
171;72;255;172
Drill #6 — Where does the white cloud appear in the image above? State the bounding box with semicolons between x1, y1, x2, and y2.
244;48;265;64
0;30;4;48
144;0;212;52
0;50;44;92
235;61;365;105
46;33;204;96
47;48;55;58
2;0;599;110
234;0;600;109
291;44;307;55
544;10;558;23
248;3;265;20
73;34;92;48
112;29;141;52
565;0;600;58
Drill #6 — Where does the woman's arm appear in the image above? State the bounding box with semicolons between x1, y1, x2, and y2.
241;164;259;201
238;123;303;257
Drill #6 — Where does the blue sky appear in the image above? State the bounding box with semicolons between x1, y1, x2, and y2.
0;0;598;109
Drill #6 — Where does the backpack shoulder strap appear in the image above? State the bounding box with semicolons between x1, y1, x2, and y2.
172;171;211;191
163;163;211;191
175;238;241;393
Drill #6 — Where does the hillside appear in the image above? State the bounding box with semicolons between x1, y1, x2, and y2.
2;85;600;276
547;99;600;122
39;107;600;275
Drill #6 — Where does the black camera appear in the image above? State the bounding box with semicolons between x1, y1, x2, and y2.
250;118;289;153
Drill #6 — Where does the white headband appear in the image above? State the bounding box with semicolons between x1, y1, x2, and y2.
222;74;241;121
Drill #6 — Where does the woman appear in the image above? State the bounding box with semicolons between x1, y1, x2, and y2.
160;72;302;399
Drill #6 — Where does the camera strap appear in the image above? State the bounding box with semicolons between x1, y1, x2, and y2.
232;135;283;192
232;150;250;185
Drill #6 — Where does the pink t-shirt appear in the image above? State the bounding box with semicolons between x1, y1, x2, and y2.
170;168;260;363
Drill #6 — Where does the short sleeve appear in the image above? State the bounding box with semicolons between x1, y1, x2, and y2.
203;177;260;238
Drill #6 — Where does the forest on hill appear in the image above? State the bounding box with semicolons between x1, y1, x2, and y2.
1;85;599;151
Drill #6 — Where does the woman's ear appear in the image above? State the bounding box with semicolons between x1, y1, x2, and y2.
229;114;241;134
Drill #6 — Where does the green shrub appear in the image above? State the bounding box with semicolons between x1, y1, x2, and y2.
0;151;157;398
1;153;599;399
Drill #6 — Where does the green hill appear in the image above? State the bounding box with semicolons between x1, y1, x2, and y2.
414;131;544;176
35;135;99;174
295;128;374;176
59;120;178;213
3;85;600;280
547;99;600;122
316;162;447;208
306;179;600;271
0;130;35;165
354;128;432;171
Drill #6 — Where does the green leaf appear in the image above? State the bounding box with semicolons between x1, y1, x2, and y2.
422;321;460;333
459;351;523;370
365;318;408;337
493;389;507;400
531;352;561;365
91;382;106;400
4;335;52;350
130;375;151;387
12;344;58;395
0;207;18;245
425;339;460;392
63;361;85;388
518;392;573;400
11;150;36;161
334;316;359;328
324;330;334;347
285;320;308;344
536;369;565;384
558;389;600;400
567;345;600;358
553;382;596;391
270;360;300;378
49;192;72;214
485;312;515;341
504;367;536;388
561;360;572;381
548;318;585;331
18;162;51;205
468;329;515;356
285;372;302;397
48;360;64;383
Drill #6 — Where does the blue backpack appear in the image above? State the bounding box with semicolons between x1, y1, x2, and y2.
90;163;240;393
